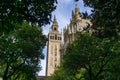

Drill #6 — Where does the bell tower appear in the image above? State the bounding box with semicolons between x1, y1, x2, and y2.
46;16;62;76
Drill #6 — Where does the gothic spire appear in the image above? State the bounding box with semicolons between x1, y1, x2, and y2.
74;3;81;20
72;10;74;18
75;3;80;15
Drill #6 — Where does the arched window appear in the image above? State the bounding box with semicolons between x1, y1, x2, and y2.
51;46;53;54
50;57;53;66
55;63;57;68
54;28;56;31
55;45;57;56
55;35;57;40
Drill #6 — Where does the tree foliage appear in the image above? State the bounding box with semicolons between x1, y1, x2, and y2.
0;22;46;80
0;0;57;33
0;0;57;79
82;0;120;38
74;0;120;79
47;33;120;80
62;33;120;80
46;67;86;80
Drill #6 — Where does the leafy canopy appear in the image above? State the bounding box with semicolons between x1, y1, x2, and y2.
0;0;57;33
0;22;46;80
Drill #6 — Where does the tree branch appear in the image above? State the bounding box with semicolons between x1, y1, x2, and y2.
95;53;112;79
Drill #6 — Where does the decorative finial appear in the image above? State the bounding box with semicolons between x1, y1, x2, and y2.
52;15;58;25
75;2;80;16
75;2;79;10
70;18;71;21
54;15;56;21
75;2;78;8
72;10;74;18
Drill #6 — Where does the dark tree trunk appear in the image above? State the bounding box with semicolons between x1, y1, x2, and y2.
3;63;9;80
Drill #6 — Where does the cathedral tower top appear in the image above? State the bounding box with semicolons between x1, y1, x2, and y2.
74;4;81;20
51;15;58;32
70;3;81;23
75;4;80;15
72;10;74;19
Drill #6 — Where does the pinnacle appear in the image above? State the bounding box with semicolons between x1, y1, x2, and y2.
75;1;80;13
52;15;58;26
75;3;78;8
54;15;56;21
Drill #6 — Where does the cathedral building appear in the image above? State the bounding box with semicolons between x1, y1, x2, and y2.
46;4;92;77
62;4;92;53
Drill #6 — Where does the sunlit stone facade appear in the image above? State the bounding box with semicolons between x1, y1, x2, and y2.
62;4;92;53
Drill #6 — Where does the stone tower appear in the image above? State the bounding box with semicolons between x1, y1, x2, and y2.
46;16;62;76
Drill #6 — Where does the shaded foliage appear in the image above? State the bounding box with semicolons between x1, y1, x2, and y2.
63;33;119;80
81;11;91;19
0;0;57;79
0;22;47;80
82;0;120;38
0;0;57;33
47;33;120;80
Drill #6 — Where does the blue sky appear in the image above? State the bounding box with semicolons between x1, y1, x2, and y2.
39;0;92;76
